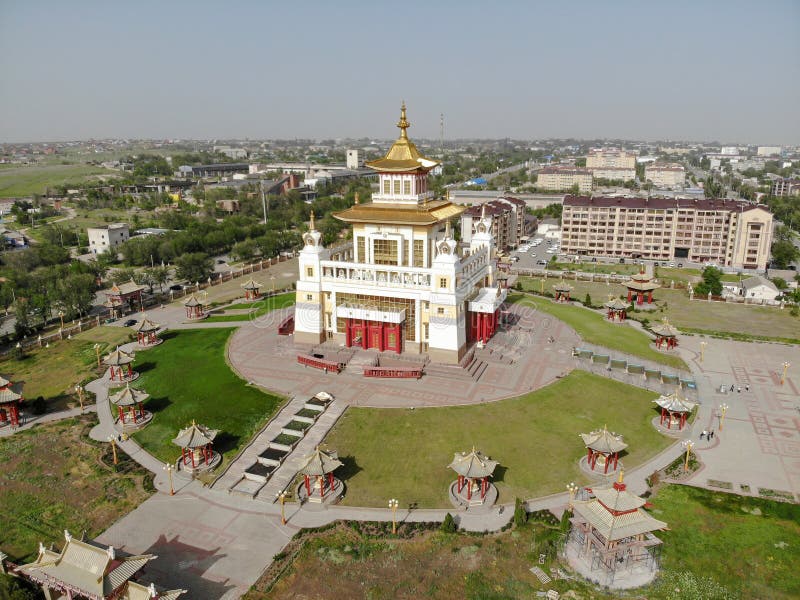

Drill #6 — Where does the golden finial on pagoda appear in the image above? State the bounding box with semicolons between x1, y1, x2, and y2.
618;469;625;483
445;220;451;239
309;211;316;231
397;101;410;139
354;192;359;205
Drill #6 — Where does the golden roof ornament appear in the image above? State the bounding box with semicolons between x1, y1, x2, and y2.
397;101;410;139
445;220;451;239
309;211;316;231
354;192;359;205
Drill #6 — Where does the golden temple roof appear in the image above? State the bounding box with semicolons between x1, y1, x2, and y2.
333;199;464;225
579;426;628;454
448;448;498;479
365;103;440;173
651;318;679;337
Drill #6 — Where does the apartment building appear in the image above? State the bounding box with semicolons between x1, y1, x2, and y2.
536;166;592;193
460;196;531;250
586;148;636;169
561;196;773;270
87;223;129;255
645;163;686;188
590;166;636;182
772;178;800;197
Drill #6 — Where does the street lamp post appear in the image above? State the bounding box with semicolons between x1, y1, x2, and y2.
681;439;694;472
276;490;290;524
566;482;578;510
94;343;101;368
107;435;118;465
719;403;729;431
270;275;276;294
781;361;790;385
163;463;175;496
58;310;64;330
699;341;707;363
388;498;399;534
75;385;84;412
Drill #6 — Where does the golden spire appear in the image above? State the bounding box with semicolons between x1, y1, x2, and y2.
445;220;451;239
354;192;359;205
309;211;316;231
397;101;410;140
618;468;625;483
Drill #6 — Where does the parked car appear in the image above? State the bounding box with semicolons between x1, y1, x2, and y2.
123;319;137;327
536;260;548;265
169;284;183;291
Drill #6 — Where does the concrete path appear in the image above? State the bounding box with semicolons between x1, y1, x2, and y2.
0;405;96;438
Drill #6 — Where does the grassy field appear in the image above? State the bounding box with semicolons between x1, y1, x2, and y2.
509;291;688;369
205;292;295;323
517;276;800;342
130;328;285;467
0;326;133;405
246;484;800;600
0;164;115;197
323;371;670;507
0;415;153;562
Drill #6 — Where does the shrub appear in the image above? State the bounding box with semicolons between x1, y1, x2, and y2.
441;512;457;533
584;293;592;307
559;509;572;532
513;497;527;527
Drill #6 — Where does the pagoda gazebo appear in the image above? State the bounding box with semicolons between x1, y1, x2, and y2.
625;270;660;305
448;448;499;507
132;315;162;347
0;375;23;429
15;529;186;600
103;347;138;382
104;279;147;318
653;389;697;431
109;383;152;431
182;293;207;320
652;318;679;350
553;283;573;303
566;472;667;588
297;446;344;504
604;297;629;322
241;278;263;300
580;426;627;475
172;421;221;474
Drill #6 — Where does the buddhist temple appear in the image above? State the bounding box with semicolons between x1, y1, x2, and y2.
553;283;573;303
103;347;137;382
241;278;263;300
0;375;23;429
14;530;185;599
297;446;344;503
182;293;206;320
131;315;161;347
604;297;629;321
172;421;220;473
294;103;506;364
624;270;660;305
448;448;499;506
580;426;627;474
566;472;666;587
109;383;151;430
651;318;679;349
104;279;146;318
654;389;697;430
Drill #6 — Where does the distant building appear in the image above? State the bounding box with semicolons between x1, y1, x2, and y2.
771;178;800;197
460;196;532;250
740;275;780;301
757;146;782;157
561;196;773;269
589;166;636;182
213;146;248;159
720;146;739;155
88;223;129;255
536;166;592;193
644;163;685;188
346;149;364;169
179;163;249;178
586;148;636;169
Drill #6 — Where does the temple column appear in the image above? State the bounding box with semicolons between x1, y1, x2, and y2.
627;290;632;302
345;318;352;347
305;475;311;496
604;453;610;474
467;479;472;500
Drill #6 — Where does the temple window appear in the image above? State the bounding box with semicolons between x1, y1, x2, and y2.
383;180;390;194
439;277;447;289
393;180;401;195
307;267;313;277
403;180;411;195
373;238;398;265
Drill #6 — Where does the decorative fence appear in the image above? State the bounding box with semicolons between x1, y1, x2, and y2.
296;355;343;373
363;366;423;379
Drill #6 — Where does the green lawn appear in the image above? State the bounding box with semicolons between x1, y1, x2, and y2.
130;328;285;468
323;370;670;508
0;164;115;197
205;292;295;323
509;290;688;369
654;484;800;600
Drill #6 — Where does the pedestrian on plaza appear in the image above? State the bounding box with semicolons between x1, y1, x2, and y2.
730;384;735;392
710;430;714;440
701;430;707;440
746;384;750;392
737;387;741;393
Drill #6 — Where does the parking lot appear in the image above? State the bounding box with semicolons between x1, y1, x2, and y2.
510;236;563;270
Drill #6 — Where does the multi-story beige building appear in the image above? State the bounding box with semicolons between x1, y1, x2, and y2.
772;178;800;197
645;163;686;188
87;223;129;255
561;196;773;270
460;196;532;250
586;148;636;169
590;166;636;182
536;167;592;193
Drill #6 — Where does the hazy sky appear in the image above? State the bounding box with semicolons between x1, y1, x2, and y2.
1;0;799;144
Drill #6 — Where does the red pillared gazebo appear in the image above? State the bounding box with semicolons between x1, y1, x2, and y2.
241;278;263;301
625;270;660;305
553;283;573;303
652;318;679;349
580;426;628;474
603;297;629;321
172;421;219;471
182;293;206;320
0;375;23;429
448;447;498;503
299;446;343;502
103;347;136;382
109;383;149;427
653;389;697;430
131;315;161;346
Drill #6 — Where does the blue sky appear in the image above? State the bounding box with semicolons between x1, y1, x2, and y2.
1;0;798;143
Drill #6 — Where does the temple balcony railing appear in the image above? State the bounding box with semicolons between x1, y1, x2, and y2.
320;259;433;290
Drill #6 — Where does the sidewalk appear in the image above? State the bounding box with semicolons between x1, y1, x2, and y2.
0;405;96;438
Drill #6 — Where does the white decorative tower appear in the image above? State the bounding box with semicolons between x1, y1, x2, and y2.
470;205;495;287
428;222;466;360
294;211;326;344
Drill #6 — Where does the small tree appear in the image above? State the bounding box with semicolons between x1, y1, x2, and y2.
559;509;572;533
584;293;592;307
513;497;527;527
441;512;457;533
